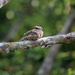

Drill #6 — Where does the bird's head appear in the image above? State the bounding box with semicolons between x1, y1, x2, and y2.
33;26;43;30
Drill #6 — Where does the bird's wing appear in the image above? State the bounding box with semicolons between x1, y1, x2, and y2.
20;30;38;41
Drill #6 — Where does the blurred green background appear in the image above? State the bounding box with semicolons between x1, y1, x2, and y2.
0;0;75;75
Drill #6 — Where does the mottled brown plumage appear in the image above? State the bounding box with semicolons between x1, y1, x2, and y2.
20;26;43;41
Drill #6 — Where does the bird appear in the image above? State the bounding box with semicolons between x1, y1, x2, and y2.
20;26;43;41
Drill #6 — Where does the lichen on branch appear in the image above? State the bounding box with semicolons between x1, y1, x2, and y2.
0;32;75;52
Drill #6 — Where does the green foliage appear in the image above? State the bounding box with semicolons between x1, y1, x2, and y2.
0;0;75;75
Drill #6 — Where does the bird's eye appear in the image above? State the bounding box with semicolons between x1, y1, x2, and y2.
36;28;38;29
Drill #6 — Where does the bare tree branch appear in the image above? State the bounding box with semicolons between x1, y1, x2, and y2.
3;0;32;42
0;31;75;52
37;10;75;75
0;0;10;8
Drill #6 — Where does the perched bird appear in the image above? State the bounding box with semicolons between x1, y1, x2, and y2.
20;26;43;41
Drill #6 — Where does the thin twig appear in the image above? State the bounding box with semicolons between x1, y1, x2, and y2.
0;0;10;8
